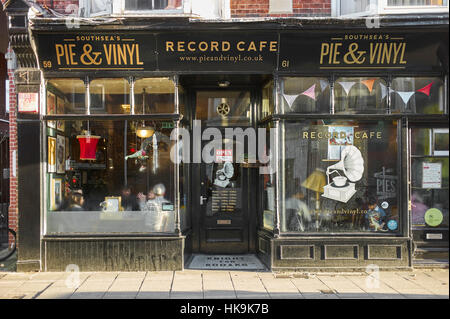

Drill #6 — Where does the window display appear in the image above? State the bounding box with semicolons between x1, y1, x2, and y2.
281;120;400;233
46;120;176;234
391;77;445;114
280;77;330;113
334;77;388;114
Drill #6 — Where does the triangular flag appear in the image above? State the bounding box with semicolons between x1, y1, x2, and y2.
338;81;356;95
379;83;388;100
282;94;299;109
416;82;434;97
361;79;376;94
395;91;415;105
319;80;329;92
301;84;316;101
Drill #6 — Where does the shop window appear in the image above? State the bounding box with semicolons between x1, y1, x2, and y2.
134;77;176;114
334;77;388;114
261;80;274;119
45;120;177;234
125;0;183;11
281;120;400;234
410;127;449;228
261;123;276;231
89;78;130;114
391;77;445;114
196;91;252;126
280;77;330;114
46;79;86;115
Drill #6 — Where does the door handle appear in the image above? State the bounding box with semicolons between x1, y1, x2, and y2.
200;195;208;205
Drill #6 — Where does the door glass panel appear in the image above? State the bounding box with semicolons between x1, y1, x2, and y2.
196;91;251;126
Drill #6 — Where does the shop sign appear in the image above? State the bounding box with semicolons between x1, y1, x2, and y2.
215;149;233;162
18;92;39;113
279;32;446;73
35;33;157;71
157;32;278;71
34;31;446;73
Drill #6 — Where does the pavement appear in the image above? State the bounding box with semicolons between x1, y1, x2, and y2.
0;268;448;299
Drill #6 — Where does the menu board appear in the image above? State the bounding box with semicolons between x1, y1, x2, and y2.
422;162;442;189
211;188;240;213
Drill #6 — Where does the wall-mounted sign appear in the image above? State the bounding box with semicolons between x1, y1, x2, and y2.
34;30;447;73
18;92;39;113
35;33;157;71
422;162;442;189
279;32;446;73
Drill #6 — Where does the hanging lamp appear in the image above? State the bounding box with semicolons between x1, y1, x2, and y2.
136;88;155;138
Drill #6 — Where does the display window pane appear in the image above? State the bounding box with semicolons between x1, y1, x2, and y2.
261;123;276;231
261;80;274;119
46;79;85;114
282;120;400;233
134;78;176;114
46;120;177;234
410;127;449;228
334;77;388;114
89;78;130;114
280;77;330;113
391;77;445;114
196;91;251;126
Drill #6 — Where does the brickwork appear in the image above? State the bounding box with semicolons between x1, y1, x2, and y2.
230;0;331;17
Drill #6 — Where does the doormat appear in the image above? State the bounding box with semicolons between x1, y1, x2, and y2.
187;254;266;270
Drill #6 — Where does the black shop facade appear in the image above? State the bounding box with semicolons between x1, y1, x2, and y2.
16;18;448;271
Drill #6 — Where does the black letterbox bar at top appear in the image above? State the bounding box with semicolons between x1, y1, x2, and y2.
33;31;447;73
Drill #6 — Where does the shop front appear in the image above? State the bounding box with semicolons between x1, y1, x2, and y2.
14;17;448;271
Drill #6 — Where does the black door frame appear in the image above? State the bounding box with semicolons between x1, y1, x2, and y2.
187;86;260;254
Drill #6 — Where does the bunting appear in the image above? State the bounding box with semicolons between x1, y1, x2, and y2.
416;82;434;97
379;83;388;100
319;79;329;92
282;93;299;110
361;79;377;94
301;84;316;101
394;91;415;106
338;81;356;95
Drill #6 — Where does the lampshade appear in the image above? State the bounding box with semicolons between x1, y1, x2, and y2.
136;124;155;138
302;168;326;193
77;134;100;160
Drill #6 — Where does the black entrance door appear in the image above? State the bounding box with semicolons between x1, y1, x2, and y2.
193;90;255;254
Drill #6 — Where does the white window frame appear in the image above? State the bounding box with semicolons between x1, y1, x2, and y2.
114;0;189;15
332;0;449;17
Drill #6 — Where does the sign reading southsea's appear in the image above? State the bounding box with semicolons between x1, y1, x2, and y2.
36;34;157;71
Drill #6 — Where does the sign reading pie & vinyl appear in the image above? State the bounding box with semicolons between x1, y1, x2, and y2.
34;31;446;72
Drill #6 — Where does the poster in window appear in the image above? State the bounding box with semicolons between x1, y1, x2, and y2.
327;126;354;160
433;129;449;156
56;96;65;132
47;92;56;128
48;136;56;173
50;177;62;211
56;135;66;174
422;162;442;189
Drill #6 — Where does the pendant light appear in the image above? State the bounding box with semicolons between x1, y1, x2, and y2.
136;88;155;138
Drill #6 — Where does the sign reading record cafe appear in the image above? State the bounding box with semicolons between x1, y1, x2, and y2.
34;31;446;73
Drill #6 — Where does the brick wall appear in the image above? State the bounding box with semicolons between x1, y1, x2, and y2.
230;0;331;17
